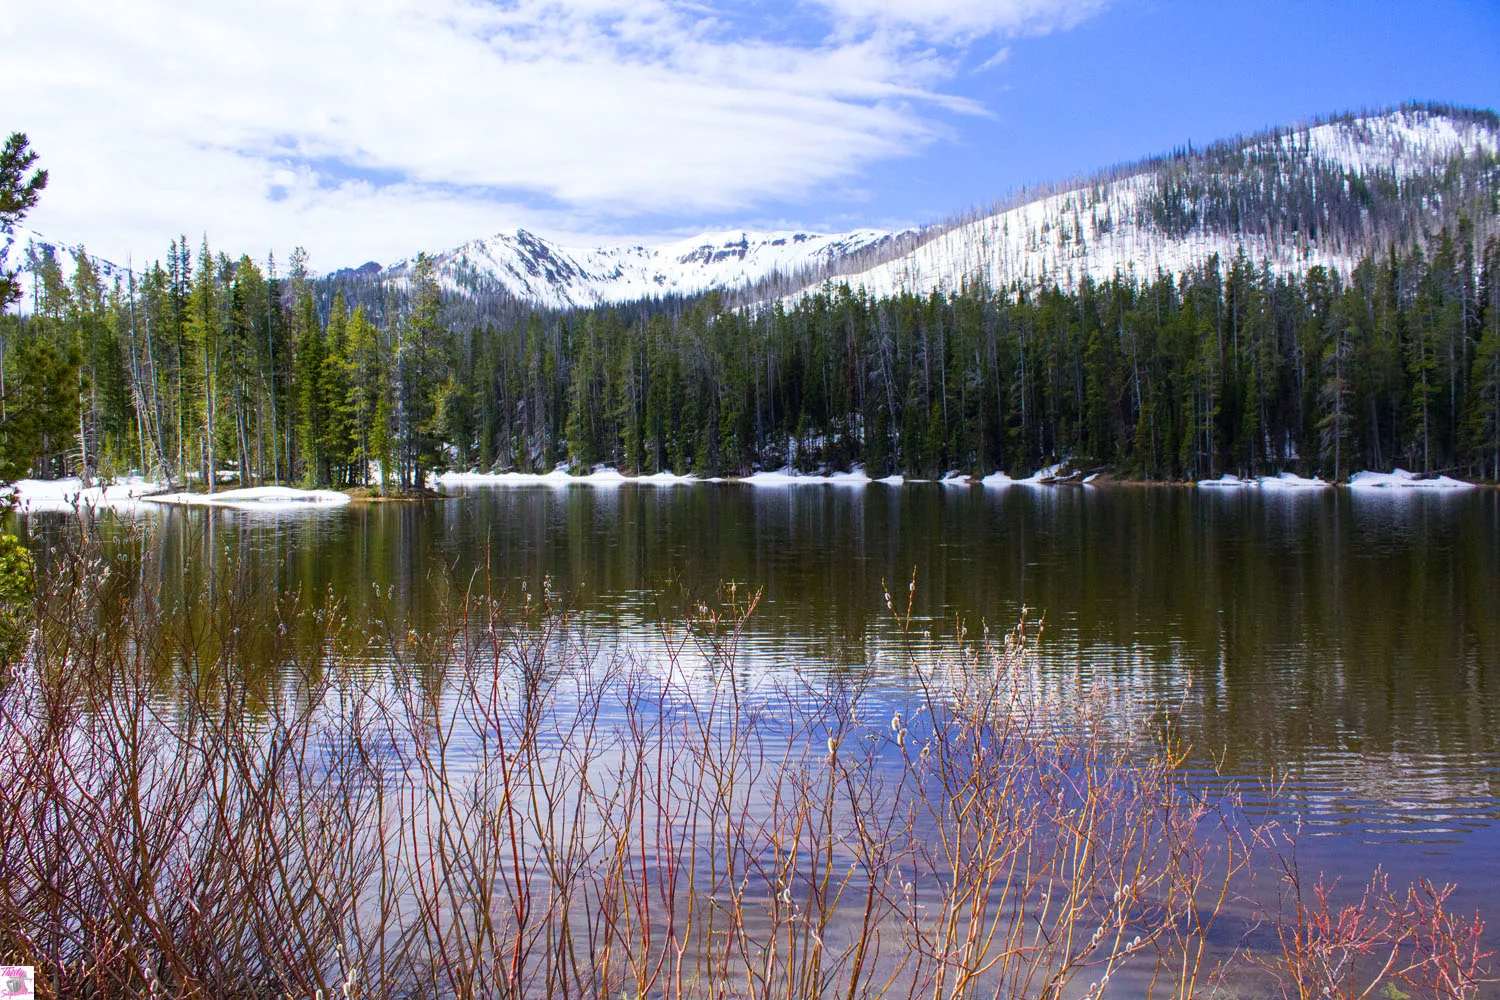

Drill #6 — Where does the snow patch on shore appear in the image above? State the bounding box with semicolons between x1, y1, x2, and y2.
437;468;574;487
7;480;357;514
633;471;696;485
740;467;873;487
1259;473;1333;491
1348;469;1476;491
1017;464;1067;486
1198;473;1331;490
146;487;351;509
436;467;697;486
5;477;163;513
983;465;1091;487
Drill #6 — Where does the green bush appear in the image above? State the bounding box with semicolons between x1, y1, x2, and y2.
0;531;33;665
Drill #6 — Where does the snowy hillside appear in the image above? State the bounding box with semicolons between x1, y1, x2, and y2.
378;228;905;310
801;107;1500;301
802;172;1349;300
3;221;903;314
370;106;1500;312
1;226;131;304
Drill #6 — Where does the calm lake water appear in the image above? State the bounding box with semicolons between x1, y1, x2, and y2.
17;482;1500;916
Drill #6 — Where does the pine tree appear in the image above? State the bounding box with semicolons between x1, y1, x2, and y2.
224;255;266;484
394;254;446;488
10;212;1500;489
187;239;222;489
1467;238;1500;479
281;248;318;483
344;305;387;487
320;293;357;485
0;133;47;312
1318;296;1355;480
0;336;80;481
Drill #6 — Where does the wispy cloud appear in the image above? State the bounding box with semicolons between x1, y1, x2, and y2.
816;0;1108;41
0;0;1106;267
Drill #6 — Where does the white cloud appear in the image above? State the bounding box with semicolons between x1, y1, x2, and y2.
817;0;1108;42
0;0;1104;268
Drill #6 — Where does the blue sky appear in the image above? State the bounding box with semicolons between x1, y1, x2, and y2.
846;0;1500;230
3;0;1497;268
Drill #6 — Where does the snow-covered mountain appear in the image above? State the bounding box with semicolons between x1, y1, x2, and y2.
3;220;907;314
9;105;1497;316
359;106;1499;312
1;226;131;301
374;228;907;310
798;106;1500;301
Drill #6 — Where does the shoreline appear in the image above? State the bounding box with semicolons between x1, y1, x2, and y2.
4;466;1492;515
432;465;1493;491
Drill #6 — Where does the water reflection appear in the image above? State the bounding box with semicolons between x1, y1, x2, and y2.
16;483;1500;894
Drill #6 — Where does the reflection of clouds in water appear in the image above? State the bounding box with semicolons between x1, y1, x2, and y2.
1043;636;1500;846
17;483;1500;866
1210;750;1500;844
438;615;1500;853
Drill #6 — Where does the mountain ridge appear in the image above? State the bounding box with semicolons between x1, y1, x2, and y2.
361;103;1500;313
750;103;1500;303
8;104;1498;317
371;227;912;311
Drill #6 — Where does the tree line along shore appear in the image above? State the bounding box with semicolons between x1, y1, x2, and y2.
5;224;1500;493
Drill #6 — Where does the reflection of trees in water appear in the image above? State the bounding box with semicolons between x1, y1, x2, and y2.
16;485;1499;799
9;543;1496;1000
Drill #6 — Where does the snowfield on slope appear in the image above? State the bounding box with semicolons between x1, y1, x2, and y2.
794;109;1500;302
810;173;1354;301
385;229;902;310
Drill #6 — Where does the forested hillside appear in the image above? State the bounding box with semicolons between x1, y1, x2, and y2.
799;105;1500;304
6;225;1500;487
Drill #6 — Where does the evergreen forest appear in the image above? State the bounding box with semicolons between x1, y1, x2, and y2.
5;226;1500;489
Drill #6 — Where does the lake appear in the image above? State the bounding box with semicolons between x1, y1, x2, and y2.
12;480;1500;987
